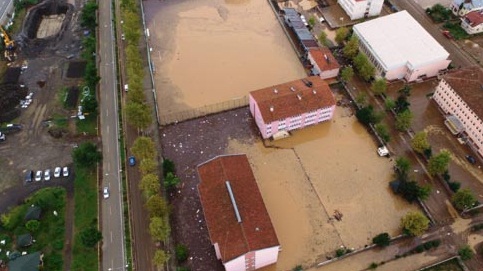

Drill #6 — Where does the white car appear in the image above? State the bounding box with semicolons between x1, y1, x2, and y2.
62;166;69;177
54;167;61;178
300;15;308;26
35;171;42;182
44;169;51;181
103;187;110;199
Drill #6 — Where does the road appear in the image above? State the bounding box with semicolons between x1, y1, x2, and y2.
0;0;13;25
391;0;476;68
98;0;127;270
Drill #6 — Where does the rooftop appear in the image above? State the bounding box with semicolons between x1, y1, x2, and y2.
250;76;336;123
197;154;279;263
308;47;341;72
454;0;483;10
464;10;483;27
442;66;483;120
353;10;449;70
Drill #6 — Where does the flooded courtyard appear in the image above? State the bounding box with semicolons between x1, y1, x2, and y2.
144;0;307;115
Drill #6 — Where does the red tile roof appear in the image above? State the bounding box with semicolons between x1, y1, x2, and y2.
442;66;483;120
308;47;340;73
464;10;483;27
197;154;279;263
250;76;336;123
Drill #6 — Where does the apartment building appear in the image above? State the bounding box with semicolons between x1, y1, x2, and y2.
461;10;483;34
451;0;483;16
338;0;384;20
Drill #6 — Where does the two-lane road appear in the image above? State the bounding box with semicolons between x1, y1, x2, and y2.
98;0;126;270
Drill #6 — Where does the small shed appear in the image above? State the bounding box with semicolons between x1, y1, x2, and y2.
16;234;33;248
24;206;41;221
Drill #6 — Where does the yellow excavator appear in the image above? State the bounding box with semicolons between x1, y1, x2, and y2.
0;26;15;62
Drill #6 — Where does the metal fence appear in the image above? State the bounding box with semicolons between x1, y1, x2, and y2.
159;96;249;125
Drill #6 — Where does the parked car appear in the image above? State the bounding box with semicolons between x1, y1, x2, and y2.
54;167;61;178
103;187;110;199
44;169;51;181
25;170;33;182
442;30;453;40
121;33;125;41
62;166;69;177
35;171;42;182
128;156;136;166
466;155;476;165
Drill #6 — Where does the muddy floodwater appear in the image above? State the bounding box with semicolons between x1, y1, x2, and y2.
144;0;307;115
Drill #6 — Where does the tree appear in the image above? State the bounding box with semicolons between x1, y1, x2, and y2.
372;232;391;247
153;249;169;268
399;181;421;202
146;195;169;218
335;27;349;44
395;110;413;131
81;94;98;114
308;16;316;27
353;52;375;81
343;35;359;59
131;137;157;161
80;227;102;247
356;106;375;125
340;66;354;82
140;158;157;175
140;174;160;195
25;220;40;232
127;89;146;104
73;141;102;168
371;79;387;96
162;159;176;177
458;245;474;260
125;102;152;130
384;98;396;111
318;31;328;46
355;92;367;107
164;172;180;190
149;216;170;242
401;211;430;236
418;184;432;201
452;189;477;211
395;95;410;113
427;150;451;176
80;1;98;30
395;156;411;178
411;131;430;154
175;244;189;262
375;123;390;143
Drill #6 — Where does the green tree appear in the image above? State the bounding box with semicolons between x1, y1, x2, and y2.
340;66;354;82
131;137;157;161
427;150;451;176
146;195;169;218
411;131;430;154
153;249;169;268
164;172;180;190
162;159;176;177
81;95;98;114
25;220;40;232
127;89;146;104
375;123;390;143
175;244;189;262
401;211;430;236
125;102;152;130
318;31;328;46
452;189;477;211
342;35;359;59
395;156;411;178
353;52;375;81
80;1;98;30
399;180;421;202
140;174;160;195
73;141;102;168
395;110;413;131
458;245;474;260
384;98;396;111
140;158;157;175
372;232;391;247
149;216;170;242
308;16;316;27
335;27;349;44
418;184;432;201
371;78;387;96
80;227;102;247
355;92;367;107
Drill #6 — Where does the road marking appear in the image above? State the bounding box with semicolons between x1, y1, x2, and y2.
110;231;113;242
106;109;108;117
108;162;111;171
107;125;109;133
110;206;112;215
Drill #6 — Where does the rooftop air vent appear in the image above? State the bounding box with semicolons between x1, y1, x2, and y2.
270;105;274;112
290;86;296;92
273;88;278;94
312;89;317;94
297;94;302;100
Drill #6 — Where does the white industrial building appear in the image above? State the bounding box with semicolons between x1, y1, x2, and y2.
338;0;384;20
353;11;451;82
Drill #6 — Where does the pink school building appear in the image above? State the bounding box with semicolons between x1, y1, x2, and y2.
198;154;280;271
249;76;336;139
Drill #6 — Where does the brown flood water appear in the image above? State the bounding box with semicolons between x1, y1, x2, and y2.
144;0;307;114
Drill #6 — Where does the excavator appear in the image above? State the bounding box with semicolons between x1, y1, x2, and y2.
0;26;15;62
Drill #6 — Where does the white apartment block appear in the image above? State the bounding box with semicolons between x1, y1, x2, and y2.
461;10;483;34
338;0;384;20
433;66;483;157
451;0;483;16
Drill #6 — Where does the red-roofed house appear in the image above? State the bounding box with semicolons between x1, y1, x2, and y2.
197;154;280;271
461;10;483;34
307;47;340;79
249;76;336;139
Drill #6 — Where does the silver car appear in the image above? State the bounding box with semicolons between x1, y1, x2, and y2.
44;169;51;181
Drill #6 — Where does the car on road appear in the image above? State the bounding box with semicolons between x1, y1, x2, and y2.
44;169;51;181
103;187;110;199
35;171;42;182
121;33;125;41
54;167;61;178
442;30;453;40
63;166;69;177
25;170;33;182
128;156;136;166
466;155;476;165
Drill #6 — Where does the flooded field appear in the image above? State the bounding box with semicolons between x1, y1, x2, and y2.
144;0;307;115
227;108;418;270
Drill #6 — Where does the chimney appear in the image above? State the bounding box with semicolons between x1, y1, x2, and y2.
270;105;274;112
312;89;317;94
273;88;278;94
297;94;302;100
290;86;296;92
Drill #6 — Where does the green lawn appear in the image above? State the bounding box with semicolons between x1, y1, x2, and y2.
71;166;99;271
0;187;66;270
76;114;98;135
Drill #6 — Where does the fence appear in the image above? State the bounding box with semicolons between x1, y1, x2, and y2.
159;96;249;125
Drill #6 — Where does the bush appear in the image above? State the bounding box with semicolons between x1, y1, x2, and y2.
369;262;378;269
458;245;474;260
336;248;346;257
79;227;102;247
293;265;303;271
175;244;189;263
162;159;175;177
448;181;461;193
372;233;391;247
414;245;424;253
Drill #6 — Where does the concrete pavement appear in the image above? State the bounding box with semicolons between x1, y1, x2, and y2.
98;0;127;270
